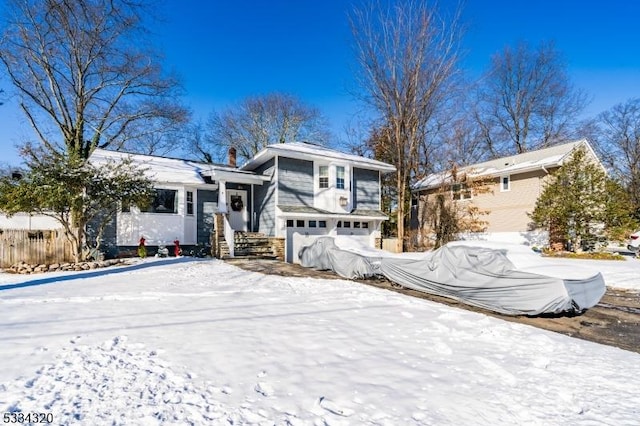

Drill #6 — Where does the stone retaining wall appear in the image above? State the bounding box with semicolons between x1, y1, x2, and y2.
6;258;129;275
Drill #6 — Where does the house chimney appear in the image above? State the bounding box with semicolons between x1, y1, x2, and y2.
228;147;237;168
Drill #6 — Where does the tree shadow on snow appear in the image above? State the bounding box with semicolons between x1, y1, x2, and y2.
0;257;208;292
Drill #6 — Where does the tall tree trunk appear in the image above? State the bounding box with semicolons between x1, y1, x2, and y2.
396;172;405;252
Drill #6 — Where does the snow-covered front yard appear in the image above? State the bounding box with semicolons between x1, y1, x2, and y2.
1;255;639;425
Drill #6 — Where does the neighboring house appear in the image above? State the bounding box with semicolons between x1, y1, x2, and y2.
412;139;605;244
88;142;395;262
0;169;62;231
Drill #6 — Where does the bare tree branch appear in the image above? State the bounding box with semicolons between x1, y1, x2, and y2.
0;0;188;161
350;0;463;251
474;41;588;156
189;92;332;164
593;98;640;218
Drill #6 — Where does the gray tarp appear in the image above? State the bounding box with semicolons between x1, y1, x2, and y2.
298;237;606;316
299;237;379;279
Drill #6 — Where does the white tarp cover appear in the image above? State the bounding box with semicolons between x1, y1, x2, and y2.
298;237;606;316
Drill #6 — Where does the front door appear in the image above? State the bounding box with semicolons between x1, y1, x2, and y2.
227;190;248;231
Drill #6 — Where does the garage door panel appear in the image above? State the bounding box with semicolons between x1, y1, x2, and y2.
287;228;327;264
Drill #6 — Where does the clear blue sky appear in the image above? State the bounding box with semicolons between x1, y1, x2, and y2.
1;0;639;166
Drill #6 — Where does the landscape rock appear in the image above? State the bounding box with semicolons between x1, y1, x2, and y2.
4;258;130;275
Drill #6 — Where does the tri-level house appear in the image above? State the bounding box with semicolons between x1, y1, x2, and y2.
88;142;395;263
242;142;396;262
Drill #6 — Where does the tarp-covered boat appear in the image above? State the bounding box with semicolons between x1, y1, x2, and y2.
299;237;606;316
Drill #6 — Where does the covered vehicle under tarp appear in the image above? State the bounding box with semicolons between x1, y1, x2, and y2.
298;237;605;316
299;237;379;279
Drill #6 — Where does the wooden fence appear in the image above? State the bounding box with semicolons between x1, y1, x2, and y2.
381;238;401;253
0;229;73;268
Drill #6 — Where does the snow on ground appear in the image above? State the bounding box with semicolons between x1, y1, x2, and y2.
1;256;639;425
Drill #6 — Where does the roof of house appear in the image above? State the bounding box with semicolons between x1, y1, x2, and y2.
413;139;598;191
90;148;208;184
89;148;266;186
241;142;396;172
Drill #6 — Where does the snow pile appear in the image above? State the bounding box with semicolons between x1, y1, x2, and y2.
0;336;240;425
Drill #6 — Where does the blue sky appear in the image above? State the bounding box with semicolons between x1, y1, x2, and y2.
1;0;639;166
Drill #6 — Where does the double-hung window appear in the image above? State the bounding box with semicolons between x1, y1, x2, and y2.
186;191;194;215
319;166;329;189
336;166;345;189
451;183;472;201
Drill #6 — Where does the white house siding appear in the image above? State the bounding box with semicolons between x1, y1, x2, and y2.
117;185;193;246
313;161;352;214
0;213;62;230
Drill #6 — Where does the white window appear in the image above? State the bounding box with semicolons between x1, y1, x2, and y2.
319;166;329;189
186;191;194;215
336;166;345;189
500;176;510;192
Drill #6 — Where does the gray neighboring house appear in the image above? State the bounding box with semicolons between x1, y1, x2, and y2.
89;142;395;263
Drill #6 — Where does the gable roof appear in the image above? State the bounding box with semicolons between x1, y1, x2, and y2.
413;139;601;191
89;148;267;186
241;142;396;172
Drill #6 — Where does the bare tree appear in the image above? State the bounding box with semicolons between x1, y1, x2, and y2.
194;92;332;164
594;98;640;218
417;165;491;249
475;41;587;156
181;120;216;163
0;0;187;161
350;0;463;251
0;0;187;260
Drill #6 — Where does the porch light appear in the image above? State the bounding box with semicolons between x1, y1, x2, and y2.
339;196;348;207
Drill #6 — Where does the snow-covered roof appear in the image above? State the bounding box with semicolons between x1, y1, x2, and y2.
241;142;396;172
413;139;598;191
89;149;266;186
90;149;207;184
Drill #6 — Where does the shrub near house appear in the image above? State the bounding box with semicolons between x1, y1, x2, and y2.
530;146;638;251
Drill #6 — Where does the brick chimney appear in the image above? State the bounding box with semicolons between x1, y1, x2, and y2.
228;147;237;168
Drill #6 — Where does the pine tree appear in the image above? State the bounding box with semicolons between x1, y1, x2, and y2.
530;147;638;251
0;154;155;261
